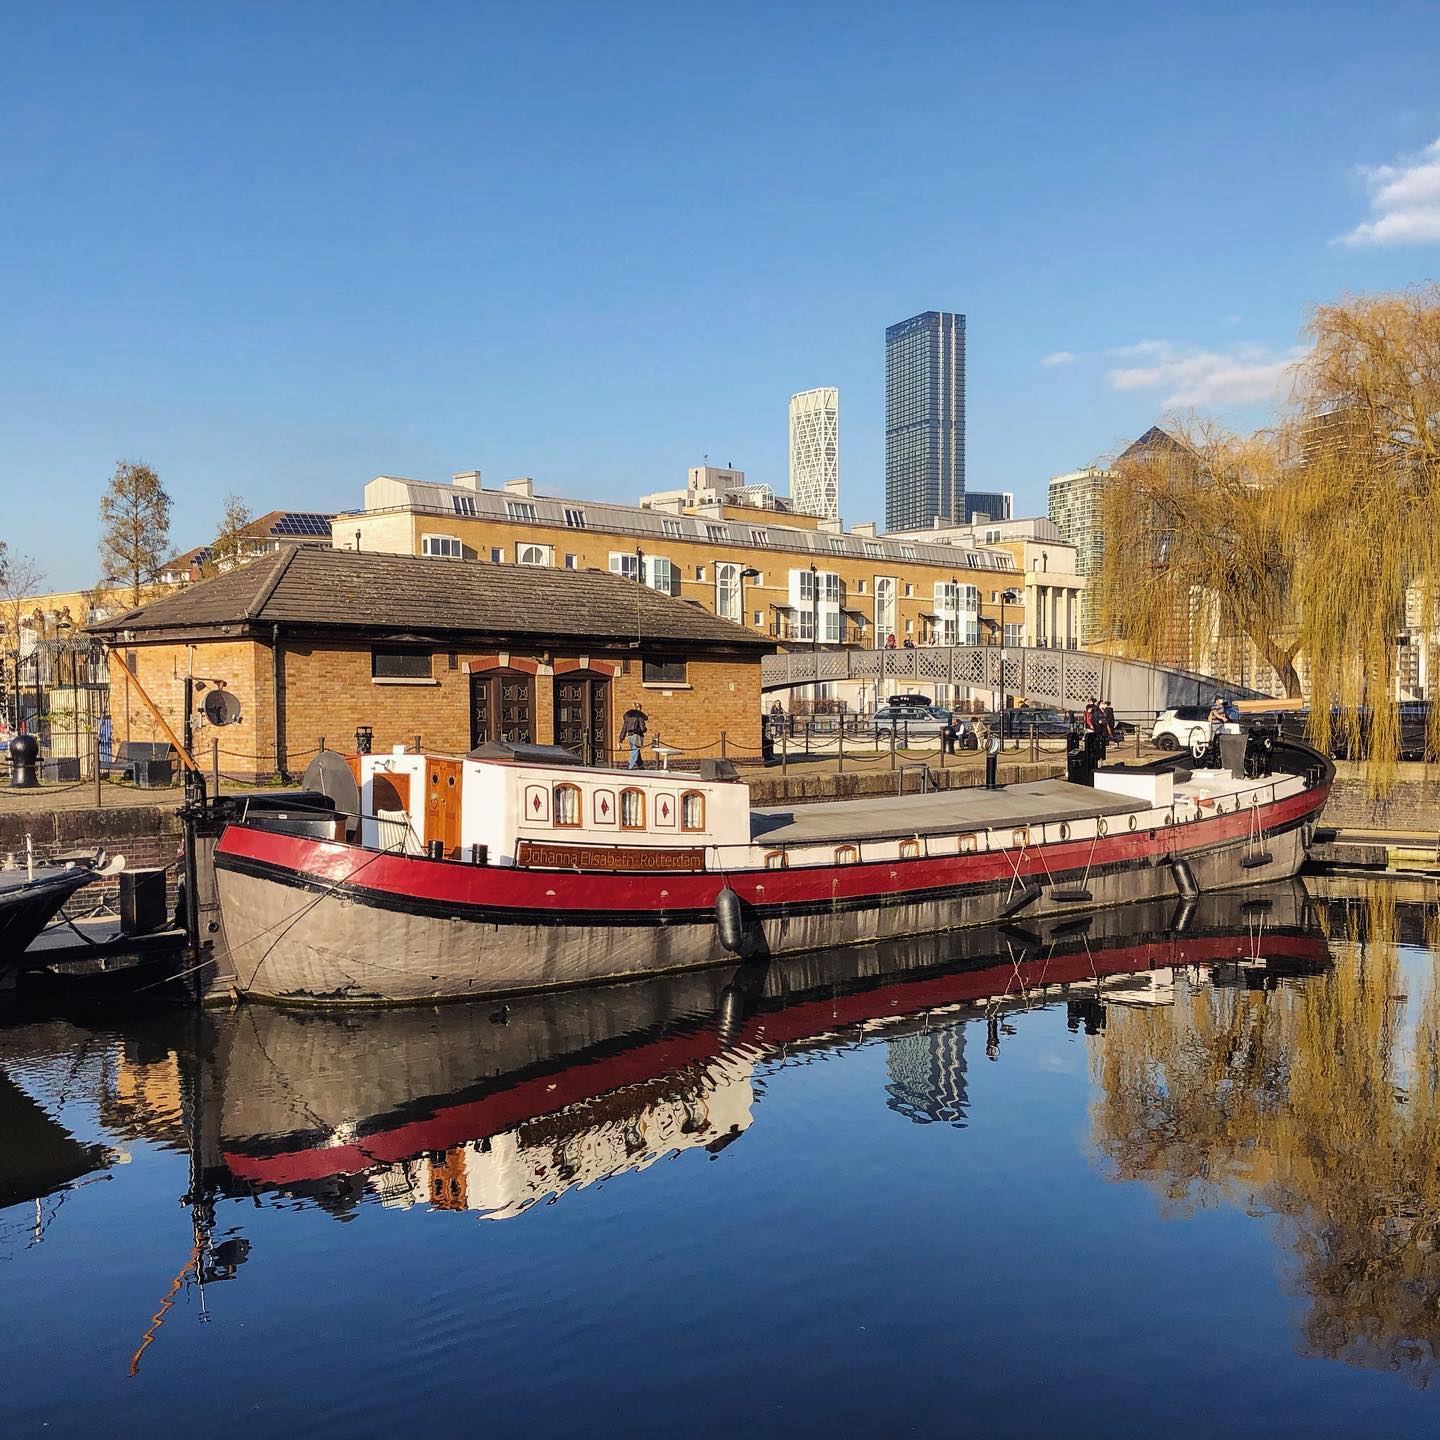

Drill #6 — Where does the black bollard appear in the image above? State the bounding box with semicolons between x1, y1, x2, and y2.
9;733;39;788
984;748;998;789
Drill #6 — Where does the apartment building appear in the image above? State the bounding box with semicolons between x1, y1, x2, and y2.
331;470;1022;707
883;516;1084;651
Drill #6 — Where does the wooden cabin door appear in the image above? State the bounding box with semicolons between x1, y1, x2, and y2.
469;670;535;749
553;673;610;764
424;758;462;857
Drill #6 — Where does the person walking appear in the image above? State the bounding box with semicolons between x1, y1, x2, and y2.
619;703;648;769
1100;699;1117;740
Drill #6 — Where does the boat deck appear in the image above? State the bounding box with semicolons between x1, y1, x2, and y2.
750;779;1150;845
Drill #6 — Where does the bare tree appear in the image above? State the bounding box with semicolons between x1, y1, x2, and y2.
99;460;172;606
201;493;255;576
0;550;46;731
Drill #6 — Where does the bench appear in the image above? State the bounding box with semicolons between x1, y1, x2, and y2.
108;740;176;787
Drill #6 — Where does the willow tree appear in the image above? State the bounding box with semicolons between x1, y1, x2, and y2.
1283;288;1440;780
1093;421;1304;697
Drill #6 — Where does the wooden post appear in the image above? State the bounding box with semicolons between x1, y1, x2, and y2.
93;729;102;808
319;735;326;752
211;738;220;797
720;730;727;760
413;734;422;753
782;730;789;775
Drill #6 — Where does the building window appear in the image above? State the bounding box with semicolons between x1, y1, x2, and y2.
764;850;788;870
1003;622;1023;647
506;499;538;523
835;844;859;864
517;543;551;566
620;788;646;829
695;564;706;580
490;547;503;563
609;552;640;581
421;534;463;559
705;523;728;543
899;838;921;859
904;583;914;597
715;562;741;621
646;556;678;595
751;529;770;546
863;541;881;559
827;537;845;554
663;518;683;538
564;553;577;569
372;647;432;679
900;545;917;561
451;494;476;516
680;791;705;831
643;656;687;685
563;507;586;528
553;783;582;827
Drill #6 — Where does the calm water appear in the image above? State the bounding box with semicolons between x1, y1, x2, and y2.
5;881;1440;1438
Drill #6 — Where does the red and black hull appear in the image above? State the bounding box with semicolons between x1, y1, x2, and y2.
210;759;1331;1005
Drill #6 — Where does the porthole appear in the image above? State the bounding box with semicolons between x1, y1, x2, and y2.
1127;815;1137;831
1058;821;1070;841
1097;817;1108;836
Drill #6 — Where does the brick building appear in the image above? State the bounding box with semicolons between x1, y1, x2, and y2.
89;546;774;779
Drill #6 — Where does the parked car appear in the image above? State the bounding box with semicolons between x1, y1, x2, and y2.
871;705;953;740
1151;705;1222;752
1258;703;1435;761
1001;705;1073;739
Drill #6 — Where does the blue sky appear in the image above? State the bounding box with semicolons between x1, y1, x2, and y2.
3;1;1438;587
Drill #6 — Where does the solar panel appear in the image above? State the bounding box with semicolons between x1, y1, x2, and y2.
272;513;336;536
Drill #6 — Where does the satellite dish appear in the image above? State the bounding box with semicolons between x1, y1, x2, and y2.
302;750;361;818
202;689;242;726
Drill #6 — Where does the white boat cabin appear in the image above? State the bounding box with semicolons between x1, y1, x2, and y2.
356;745;751;864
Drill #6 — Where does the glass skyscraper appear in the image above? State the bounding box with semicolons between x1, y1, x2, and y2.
885;310;966;532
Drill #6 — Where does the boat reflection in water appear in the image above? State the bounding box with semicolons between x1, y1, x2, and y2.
201;881;1324;1219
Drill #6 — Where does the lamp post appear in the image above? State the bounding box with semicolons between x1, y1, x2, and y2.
998;587;1022;748
738;566;760;629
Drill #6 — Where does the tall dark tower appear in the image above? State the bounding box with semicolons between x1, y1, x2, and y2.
884;311;966;531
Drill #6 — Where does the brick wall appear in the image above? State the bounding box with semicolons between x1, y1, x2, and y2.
0;804;182;908
1317;776;1440;833
108;636;764;776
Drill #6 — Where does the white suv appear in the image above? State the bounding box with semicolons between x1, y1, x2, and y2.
1151;705;1217;754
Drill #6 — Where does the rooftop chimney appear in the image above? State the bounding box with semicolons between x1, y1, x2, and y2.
849;521;877;538
452;470;482;491
504;477;535;497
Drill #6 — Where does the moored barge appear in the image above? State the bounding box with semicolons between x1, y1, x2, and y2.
209;732;1332;1006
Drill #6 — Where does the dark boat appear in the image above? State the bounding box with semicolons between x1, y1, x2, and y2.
0;856;108;963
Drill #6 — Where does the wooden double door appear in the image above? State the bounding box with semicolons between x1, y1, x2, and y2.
469;669;535;749
553;672;611;764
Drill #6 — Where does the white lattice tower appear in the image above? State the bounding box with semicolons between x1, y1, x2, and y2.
788;387;839;519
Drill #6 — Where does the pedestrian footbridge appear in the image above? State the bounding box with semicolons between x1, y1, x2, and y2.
760;645;1266;713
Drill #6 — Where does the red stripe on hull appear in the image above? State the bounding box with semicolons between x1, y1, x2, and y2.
214;783;1329;917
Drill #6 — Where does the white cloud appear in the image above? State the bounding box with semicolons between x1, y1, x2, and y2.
1336;135;1440;246
1103;340;1306;408
1040;350;1076;366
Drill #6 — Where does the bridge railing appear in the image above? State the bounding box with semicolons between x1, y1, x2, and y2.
759;644;1265;711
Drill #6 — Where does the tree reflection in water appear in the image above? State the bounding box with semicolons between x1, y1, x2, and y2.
1090;886;1440;1386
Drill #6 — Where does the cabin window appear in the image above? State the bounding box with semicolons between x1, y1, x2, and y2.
680;791;705;831
553;783;582;827
765;850;788;870
899;838;921;859
620;788;646;829
643;656;687;685
371;646;432;680
835;844;859;864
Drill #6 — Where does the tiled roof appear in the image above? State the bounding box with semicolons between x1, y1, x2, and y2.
89;546;775;650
